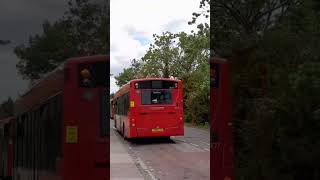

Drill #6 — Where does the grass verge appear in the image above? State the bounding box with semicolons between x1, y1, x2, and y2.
185;122;210;131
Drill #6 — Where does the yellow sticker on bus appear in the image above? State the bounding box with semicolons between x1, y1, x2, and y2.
152;128;164;132
130;101;135;108
66;126;78;143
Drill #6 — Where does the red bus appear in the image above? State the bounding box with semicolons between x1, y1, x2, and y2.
12;55;109;180
210;58;234;180
0;117;14;180
113;78;184;139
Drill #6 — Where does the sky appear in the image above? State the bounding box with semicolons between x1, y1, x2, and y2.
0;0;208;101
0;0;68;102
110;0;207;93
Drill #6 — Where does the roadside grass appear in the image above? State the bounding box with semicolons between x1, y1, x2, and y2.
185;122;210;131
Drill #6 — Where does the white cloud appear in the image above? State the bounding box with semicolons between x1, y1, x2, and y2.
110;0;208;93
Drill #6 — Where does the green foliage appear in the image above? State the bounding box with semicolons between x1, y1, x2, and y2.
114;67;135;87
184;61;210;124
139;32;179;78
115;5;210;124
0;97;14;119
0;40;10;45
114;59;142;87
211;0;320;179
14;0;108;81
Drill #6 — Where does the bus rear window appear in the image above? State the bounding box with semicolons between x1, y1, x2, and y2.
79;61;108;87
141;90;173;105
135;80;177;89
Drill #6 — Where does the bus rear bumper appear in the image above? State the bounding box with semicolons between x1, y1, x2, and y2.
134;126;184;138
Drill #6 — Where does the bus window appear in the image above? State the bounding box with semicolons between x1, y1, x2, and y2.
135;80;177;89
141;90;173;105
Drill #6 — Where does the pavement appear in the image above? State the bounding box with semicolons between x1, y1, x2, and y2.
110;120;210;180
110;124;145;180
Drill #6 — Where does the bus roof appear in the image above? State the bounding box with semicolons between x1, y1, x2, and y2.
117;77;181;90
130;77;181;83
117;77;181;91
19;55;108;98
15;55;108;115
114;77;181;98
65;54;108;65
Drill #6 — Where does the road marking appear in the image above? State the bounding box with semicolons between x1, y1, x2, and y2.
200;141;210;146
135;156;158;180
172;143;205;152
190;143;199;147
111;178;145;180
204;148;210;151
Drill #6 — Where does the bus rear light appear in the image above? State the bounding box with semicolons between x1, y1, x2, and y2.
80;68;91;78
132;123;135;127
79;67;92;87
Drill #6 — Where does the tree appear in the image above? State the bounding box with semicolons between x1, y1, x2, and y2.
114;67;135;87
210;0;299;57
14;0;109;82
114;59;142;87
208;0;320;179
115;10;210;124
139;32;179;78
0;40;10;45
0;97;14;119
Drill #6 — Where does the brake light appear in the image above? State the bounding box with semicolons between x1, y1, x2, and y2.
80;68;91;78
79;65;92;87
131;118;135;127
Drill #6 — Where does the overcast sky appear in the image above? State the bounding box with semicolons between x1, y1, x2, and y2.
0;0;68;102
0;0;208;101
110;0;208;93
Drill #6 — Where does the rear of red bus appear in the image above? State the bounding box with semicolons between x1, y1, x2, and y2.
210;58;235;180
126;79;184;138
63;55;109;180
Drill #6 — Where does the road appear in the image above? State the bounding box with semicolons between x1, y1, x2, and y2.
110;120;210;180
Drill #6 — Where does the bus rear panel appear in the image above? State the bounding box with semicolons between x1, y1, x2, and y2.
115;79;184;138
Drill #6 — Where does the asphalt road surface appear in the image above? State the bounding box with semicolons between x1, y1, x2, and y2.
110;120;210;180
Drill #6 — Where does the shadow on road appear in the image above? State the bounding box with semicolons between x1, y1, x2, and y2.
127;137;177;145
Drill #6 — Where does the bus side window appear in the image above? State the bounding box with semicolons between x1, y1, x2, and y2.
124;93;129;115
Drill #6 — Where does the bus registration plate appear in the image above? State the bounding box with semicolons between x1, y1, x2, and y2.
152;128;164;132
